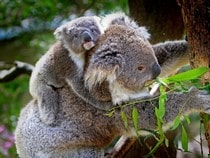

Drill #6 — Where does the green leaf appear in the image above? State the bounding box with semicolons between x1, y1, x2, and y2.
181;125;188;152
158;86;166;120
165;67;210;83
132;107;140;137
165;138;169;147
121;110;128;129
104;110;115;117
184;115;190;125
132;107;139;130
146;136;164;157
156;77;169;87
171;115;181;130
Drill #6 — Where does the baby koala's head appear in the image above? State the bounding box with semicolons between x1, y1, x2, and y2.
54;16;103;55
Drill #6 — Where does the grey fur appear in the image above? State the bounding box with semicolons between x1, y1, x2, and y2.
153;40;189;77
15;15;199;158
29;16;114;125
101;12;151;39
15;85;210;157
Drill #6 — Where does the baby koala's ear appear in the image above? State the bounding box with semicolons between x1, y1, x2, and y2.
54;24;72;41
54;25;65;41
85;43;125;89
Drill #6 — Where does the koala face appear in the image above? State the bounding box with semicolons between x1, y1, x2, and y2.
85;25;161;104
54;16;103;54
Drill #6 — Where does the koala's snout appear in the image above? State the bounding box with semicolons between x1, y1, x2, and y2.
82;31;93;42
151;62;161;79
82;31;95;50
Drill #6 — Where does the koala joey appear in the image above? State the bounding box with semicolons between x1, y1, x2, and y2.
15;24;210;158
29;16;115;125
54;16;104;71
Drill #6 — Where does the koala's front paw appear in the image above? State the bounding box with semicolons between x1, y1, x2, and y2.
189;87;210;113
39;109;57;126
38;98;58;126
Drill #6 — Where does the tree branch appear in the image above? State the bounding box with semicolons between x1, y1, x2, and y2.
0;61;34;82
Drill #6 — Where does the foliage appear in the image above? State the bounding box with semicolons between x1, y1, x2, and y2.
0;0;128;27
148;67;209;156
106;67;210;156
0;75;30;157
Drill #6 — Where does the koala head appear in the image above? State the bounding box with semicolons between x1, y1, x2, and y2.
54;16;103;55
85;25;161;105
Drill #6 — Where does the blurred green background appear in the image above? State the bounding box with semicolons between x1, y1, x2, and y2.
0;1;127;157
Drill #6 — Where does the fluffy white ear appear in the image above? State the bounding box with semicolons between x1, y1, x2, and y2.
85;43;125;89
137;27;151;40
54;25;64;41
54;24;72;41
102;12;151;40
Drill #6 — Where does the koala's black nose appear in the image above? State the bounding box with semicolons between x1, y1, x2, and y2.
152;62;161;79
82;31;92;42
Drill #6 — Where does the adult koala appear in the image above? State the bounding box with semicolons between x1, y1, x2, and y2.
15;20;210;158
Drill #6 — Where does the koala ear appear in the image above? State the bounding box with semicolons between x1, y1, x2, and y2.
85;43;125;89
137;27;151;40
54;24;73;41
54;25;64;40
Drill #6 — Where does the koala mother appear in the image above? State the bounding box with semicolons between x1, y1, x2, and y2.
15;21;162;157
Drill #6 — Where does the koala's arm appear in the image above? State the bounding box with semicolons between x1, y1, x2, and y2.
29;53;61;125
118;87;210;131
152;40;189;77
66;75;114;111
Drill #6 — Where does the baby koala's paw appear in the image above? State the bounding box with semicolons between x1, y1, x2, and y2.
38;97;58;126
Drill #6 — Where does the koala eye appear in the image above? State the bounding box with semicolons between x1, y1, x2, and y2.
91;28;100;34
137;65;145;71
74;34;79;38
91;29;95;33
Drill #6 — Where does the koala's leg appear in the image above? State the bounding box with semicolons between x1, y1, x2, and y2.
152;40;189;77
38;84;59;125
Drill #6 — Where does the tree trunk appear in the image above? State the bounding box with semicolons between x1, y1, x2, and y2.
178;0;210;82
128;0;184;43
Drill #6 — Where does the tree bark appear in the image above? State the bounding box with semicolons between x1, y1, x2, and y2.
128;0;184;43
178;0;210;82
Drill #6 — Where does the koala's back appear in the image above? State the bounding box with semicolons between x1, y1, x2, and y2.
29;42;72;97
15;83;122;157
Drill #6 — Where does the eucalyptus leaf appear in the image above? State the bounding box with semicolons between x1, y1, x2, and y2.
120;110;128;129
132;107;140;138
158;86;166;120
184;115;190;125
171;115;181;130
181;125;188;152
132;107;139;130
165;67;210;83
104;110;115;117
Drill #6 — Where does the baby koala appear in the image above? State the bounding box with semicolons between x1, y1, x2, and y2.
54;16;104;71
29;16;106;125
